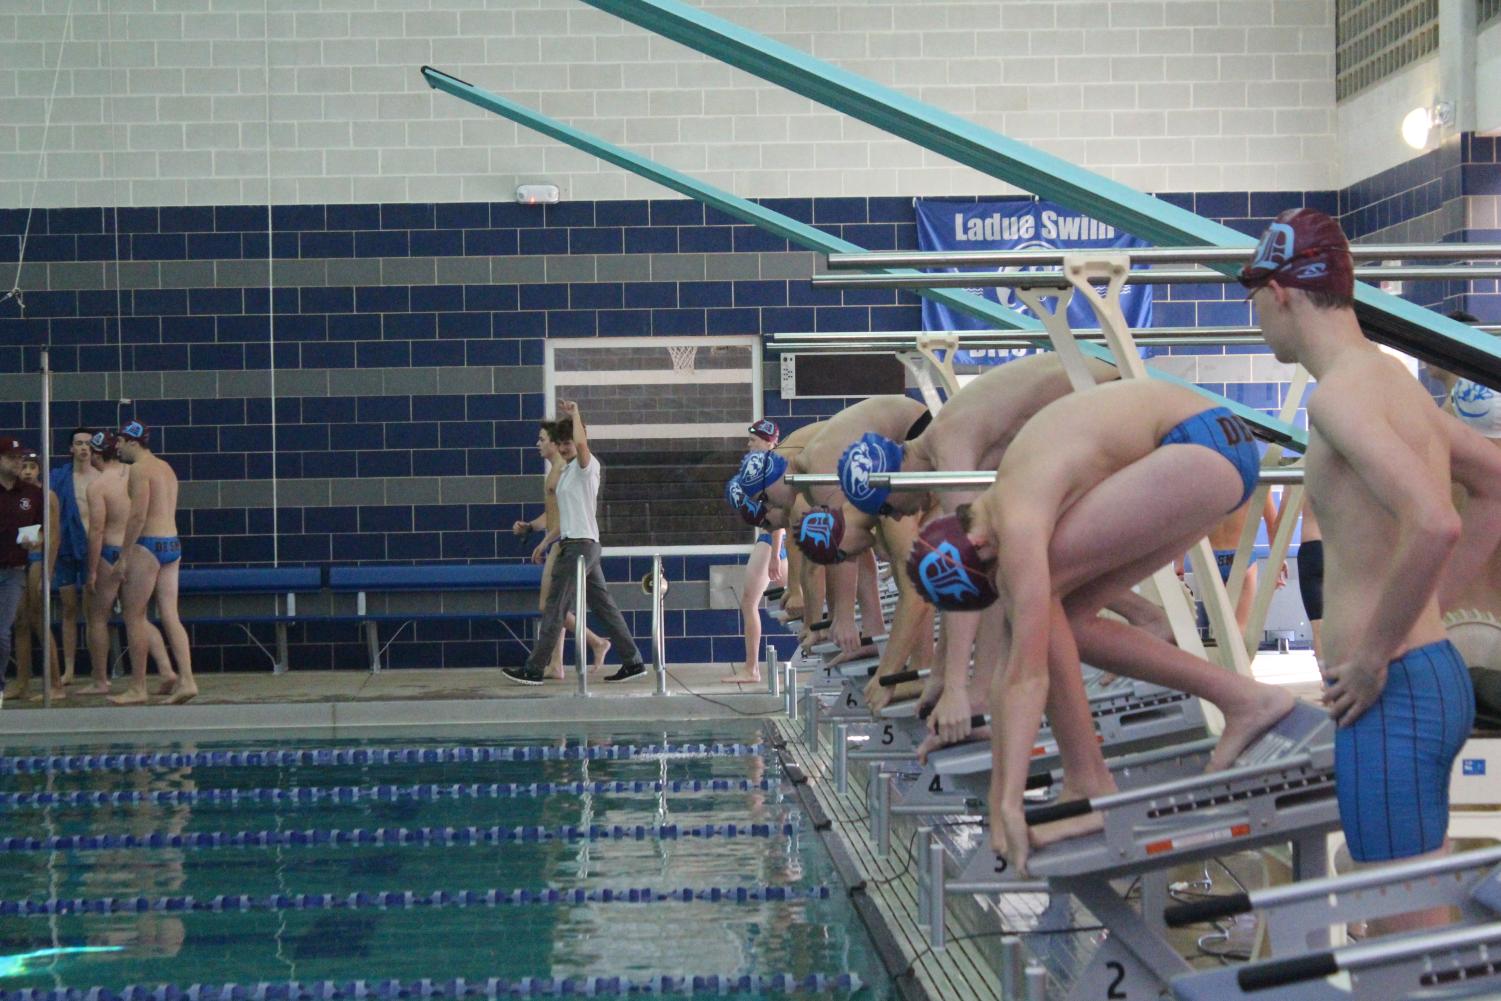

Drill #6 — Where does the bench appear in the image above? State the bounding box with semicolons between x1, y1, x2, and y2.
327;564;545;672
175;567;324;675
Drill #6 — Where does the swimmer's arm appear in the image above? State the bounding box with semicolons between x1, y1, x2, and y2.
120;465;150;553
1312;395;1460;660
85;483;106;580
989;533;1052;870
826;560;862;653
1438;415;1501;606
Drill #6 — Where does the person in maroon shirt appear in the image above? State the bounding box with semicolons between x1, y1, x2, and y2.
0;438;45;698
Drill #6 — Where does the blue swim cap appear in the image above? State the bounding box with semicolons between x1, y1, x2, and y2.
794;506;845;565
839;433;905;516
725;477;768;527
738;449;788;496
906;514;998;611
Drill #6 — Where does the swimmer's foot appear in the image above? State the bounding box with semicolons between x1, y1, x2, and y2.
721;668;762;684
588;637;611;674
1207;686;1297;771
4;683;33;701
915;726;989;765
80;681;112;695
545;660;567;681
108;687;149;706
155;676;179;697
59;671;74;687
165;684;198;705
826;643;879;668
1030;811;1105;847
27;686;66;702
1028;779;1116;848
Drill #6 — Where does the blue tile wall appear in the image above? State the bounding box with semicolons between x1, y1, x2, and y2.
5;138;1493;672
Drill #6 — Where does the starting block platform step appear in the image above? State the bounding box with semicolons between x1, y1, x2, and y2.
1173;918;1501;1000
1028;701;1336;880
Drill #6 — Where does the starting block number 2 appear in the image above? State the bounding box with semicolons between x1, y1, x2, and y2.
1463;759;1486;776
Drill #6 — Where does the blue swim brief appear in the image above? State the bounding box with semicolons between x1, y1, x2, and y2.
138;536;182;566
1158;406;1260;510
756;532;788;560
1334;638;1475;862
52;554;86;590
100;544;122;566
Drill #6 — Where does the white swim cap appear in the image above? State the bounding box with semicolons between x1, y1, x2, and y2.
1451;379;1501;438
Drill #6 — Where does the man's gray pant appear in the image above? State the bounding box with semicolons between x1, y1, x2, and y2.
525;539;641;674
0;567;27;676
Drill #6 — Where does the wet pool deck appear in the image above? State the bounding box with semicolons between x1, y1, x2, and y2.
0;663;785;737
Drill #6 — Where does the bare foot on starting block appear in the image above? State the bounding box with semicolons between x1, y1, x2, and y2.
108;687;149;706
1207;686;1297;772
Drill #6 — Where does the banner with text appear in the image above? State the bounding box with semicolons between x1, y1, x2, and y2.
915;199;1154;365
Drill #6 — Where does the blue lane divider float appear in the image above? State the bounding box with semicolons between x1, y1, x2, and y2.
0;973;861;1000
1;884;833;916
0;743;764;777
0;822;797;855
0;779;777;811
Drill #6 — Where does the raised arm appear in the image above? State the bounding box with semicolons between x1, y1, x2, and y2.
559;400;591;469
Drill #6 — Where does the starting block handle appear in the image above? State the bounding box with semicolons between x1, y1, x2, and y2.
1164;892;1252;928
1236;953;1339;992
879;668;928;687
1025;798;1091;825
808;619;831;631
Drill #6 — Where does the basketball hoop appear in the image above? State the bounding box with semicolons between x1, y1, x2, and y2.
668;344;698;374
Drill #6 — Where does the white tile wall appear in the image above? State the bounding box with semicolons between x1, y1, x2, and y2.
0;0;1338;208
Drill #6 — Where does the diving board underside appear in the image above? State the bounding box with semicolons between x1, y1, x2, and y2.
421;67;1303;449
578;0;1501;389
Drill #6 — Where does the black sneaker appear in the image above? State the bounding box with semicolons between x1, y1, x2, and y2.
603;662;647;683
501;667;544;687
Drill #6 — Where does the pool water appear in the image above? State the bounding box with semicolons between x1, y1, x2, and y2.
0;722;891;999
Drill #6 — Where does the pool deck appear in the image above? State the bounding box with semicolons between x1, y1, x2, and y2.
0;650;1323;739
0;663;784;737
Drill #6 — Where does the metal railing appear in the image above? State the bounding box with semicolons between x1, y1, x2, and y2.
823;243;1501;270
811;264;1501;291
782;468;1305;491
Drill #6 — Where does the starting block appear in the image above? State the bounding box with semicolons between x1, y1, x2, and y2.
1023;702;1337;1001
1172;851;1501;999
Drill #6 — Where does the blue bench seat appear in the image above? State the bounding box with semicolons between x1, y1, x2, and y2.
327;564;545;671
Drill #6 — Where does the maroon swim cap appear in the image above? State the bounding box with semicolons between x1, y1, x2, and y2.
906;514;999;612
1238;208;1354;300
794;506;846;565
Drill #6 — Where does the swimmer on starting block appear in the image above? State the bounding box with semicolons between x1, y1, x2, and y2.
743;397;926;663
1244;209;1501;932
725;419;827;630
919;378;1298;875
827;353;1175;743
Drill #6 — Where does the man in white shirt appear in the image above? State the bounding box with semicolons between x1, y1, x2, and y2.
503;400;646;685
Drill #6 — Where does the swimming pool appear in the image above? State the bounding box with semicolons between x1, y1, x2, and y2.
0;722;889;1000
